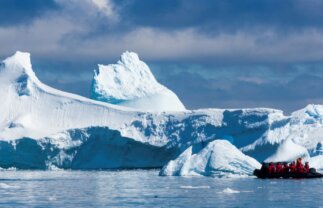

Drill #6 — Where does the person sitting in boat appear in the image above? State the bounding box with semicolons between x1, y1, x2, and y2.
260;162;268;173
289;161;297;173
297;157;303;165
296;158;304;173
276;162;283;174
283;162;290;173
304;162;310;173
268;162;276;174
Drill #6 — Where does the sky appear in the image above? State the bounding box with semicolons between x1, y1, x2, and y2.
1;0;323;113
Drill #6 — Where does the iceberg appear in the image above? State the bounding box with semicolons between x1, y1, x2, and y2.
1;51;323;173
159;140;261;177
91;51;186;111
0;51;275;169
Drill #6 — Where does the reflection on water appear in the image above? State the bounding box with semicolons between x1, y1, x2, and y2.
0;170;322;207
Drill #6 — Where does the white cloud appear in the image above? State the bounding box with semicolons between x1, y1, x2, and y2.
63;27;323;63
90;0;118;21
2;1;323;64
0;16;77;59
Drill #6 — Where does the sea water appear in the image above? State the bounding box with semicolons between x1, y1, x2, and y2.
0;170;322;207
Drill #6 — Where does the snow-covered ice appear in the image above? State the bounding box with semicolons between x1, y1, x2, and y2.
91;51;186;111
1;51;323;174
265;139;310;162
219;188;241;194
159;140;261;177
0;51;279;170
306;155;323;170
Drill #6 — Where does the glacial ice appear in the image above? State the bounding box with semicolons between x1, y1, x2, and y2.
91;51;186;111
265;139;310;163
159;140;261;177
1;51;323;175
307;155;323;170
0;126;179;170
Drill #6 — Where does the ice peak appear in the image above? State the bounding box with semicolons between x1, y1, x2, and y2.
4;51;32;70
119;51;140;67
91;51;186;111
0;51;42;97
1;51;38;80
92;51;163;102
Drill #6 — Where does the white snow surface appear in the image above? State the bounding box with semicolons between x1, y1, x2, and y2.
307;155;323;170
265;139;310;162
91;51;186;111
159;140;261;177
0;51;137;141
219;188;241;194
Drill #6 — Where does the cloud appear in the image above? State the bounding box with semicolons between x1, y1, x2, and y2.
0;16;79;59
3;23;323;65
56;27;323;64
91;0;118;20
113;0;323;32
157;69;323;113
0;0;59;26
2;0;323;64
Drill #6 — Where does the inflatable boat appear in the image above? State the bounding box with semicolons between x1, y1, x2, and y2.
254;167;323;179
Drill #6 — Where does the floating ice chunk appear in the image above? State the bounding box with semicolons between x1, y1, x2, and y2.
160;140;261;177
220;188;240;194
0;183;20;189
180;186;211;189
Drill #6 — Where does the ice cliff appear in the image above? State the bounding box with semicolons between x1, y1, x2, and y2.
1;51;323;175
91;51;186;111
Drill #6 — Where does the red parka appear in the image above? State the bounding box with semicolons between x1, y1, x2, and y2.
268;163;276;174
304;163;310;173
283;163;290;173
276;162;283;174
296;158;304;173
289;162;296;173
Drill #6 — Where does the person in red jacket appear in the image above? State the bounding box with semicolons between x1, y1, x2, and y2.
289;161;296;173
304;162;310;173
276;162;283;174
268;162;276;174
283;162;290;173
296;158;304;173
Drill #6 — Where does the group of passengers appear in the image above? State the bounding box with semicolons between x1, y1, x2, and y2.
261;158;310;174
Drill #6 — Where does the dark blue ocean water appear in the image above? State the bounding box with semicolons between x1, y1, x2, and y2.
0;170;322;208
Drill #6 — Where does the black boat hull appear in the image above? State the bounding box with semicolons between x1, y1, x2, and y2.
254;168;323;179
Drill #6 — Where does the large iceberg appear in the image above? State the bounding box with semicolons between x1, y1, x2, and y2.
160;140;261;177
91;51;186;111
1;51;323;174
0;51;275;169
